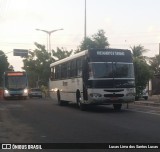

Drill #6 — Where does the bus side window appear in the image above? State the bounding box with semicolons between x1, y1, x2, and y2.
77;58;82;76
55;65;61;80
67;62;71;78
55;66;57;79
50;67;54;80
50;68;53;79
61;64;67;79
58;65;61;79
70;60;77;77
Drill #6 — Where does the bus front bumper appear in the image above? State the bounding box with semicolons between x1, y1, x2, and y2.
4;89;28;98
82;96;135;105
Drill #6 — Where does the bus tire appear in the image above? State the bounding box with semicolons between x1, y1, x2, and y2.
57;91;63;106
76;91;86;111
113;104;122;111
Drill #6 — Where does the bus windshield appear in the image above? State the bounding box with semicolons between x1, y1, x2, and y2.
5;76;27;90
90;62;134;79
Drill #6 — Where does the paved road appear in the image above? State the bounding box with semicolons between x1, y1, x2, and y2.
0;98;160;152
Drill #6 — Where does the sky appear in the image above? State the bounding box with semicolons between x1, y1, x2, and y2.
0;0;160;70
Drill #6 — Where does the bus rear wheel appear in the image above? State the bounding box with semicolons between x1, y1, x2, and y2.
113;104;122;111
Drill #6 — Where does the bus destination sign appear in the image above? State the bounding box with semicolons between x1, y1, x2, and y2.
7;72;24;76
97;51;125;56
88;49;132;62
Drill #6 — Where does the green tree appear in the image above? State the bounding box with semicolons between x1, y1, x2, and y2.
149;55;160;75
23;42;55;88
78;29;109;52
92;29;109;49
23;43;72;88
131;45;152;97
131;45;148;60
0;50;10;86
52;47;73;60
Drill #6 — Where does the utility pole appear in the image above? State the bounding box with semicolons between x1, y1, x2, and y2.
159;43;160;55
84;0;87;40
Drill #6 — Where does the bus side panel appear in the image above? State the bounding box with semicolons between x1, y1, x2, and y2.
49;78;83;103
49;80;62;100
60;78;83;103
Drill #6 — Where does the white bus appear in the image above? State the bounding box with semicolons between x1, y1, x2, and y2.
49;49;135;110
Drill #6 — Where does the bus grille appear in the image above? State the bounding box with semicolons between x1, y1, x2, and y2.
104;94;124;97
104;89;124;92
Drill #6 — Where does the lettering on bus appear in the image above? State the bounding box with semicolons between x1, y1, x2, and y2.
97;51;125;56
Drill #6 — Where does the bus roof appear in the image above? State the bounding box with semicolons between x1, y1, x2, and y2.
50;48;132;67
50;50;88;67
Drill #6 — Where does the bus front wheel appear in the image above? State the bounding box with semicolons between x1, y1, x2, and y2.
113;104;122;111
76;91;86;111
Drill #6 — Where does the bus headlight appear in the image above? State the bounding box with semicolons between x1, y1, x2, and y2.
4;89;9;94
90;93;102;98
24;89;28;94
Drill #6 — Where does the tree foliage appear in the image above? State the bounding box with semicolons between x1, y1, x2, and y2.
52;47;73;60
22;43;72;88
0;50;10;86
23;43;55;87
92;29;109;48
131;45;152;96
78;29;109;52
149;55;160;75
131;45;148;60
133;58;152;94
